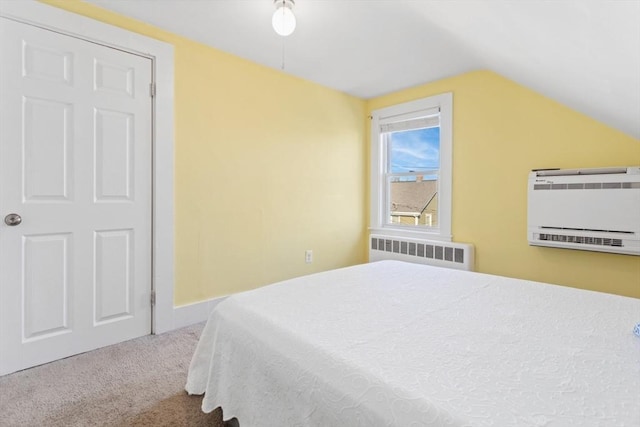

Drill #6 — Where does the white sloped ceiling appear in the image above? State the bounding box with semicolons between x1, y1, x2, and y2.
85;0;640;138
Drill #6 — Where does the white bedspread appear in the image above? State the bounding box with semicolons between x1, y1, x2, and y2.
185;260;640;426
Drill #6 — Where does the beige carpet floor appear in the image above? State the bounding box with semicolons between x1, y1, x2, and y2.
0;323;232;426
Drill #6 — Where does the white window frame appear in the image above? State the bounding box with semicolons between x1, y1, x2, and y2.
1;0;176;333
370;93;453;241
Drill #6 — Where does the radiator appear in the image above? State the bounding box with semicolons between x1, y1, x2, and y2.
369;234;475;271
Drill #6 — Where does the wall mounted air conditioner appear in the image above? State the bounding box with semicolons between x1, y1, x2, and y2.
528;166;640;255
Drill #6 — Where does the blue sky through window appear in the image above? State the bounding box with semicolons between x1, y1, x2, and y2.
389;127;440;174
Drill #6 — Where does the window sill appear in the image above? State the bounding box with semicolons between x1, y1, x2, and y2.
368;226;452;242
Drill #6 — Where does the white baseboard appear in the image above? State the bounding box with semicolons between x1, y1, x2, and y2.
172;296;227;330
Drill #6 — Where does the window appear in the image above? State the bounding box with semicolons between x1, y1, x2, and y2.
370;93;452;241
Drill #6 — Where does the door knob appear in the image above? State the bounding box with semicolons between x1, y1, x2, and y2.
4;213;22;226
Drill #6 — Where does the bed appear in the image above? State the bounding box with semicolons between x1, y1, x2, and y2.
185;260;640;426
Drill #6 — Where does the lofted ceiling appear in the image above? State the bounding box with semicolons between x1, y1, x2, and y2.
85;0;640;139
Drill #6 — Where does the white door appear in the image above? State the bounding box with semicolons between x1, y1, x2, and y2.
0;18;153;375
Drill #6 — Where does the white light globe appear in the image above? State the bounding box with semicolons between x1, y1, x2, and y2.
272;5;296;36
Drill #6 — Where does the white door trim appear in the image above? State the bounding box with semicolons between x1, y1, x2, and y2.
0;0;175;333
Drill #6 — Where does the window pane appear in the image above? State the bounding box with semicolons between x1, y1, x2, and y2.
388;175;439;227
389;127;439;173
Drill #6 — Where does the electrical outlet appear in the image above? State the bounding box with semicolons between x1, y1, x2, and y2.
305;250;313;264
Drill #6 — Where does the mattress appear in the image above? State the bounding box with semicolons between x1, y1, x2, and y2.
185;260;640;426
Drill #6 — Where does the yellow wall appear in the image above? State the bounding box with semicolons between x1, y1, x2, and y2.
368;70;640;298
41;0;368;305
36;2;640;301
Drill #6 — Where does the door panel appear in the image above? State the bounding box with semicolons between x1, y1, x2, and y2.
23;41;74;85
23;233;72;340
94;60;134;97
23;97;73;201
94;109;134;200
1;17;152;375
94;229;133;324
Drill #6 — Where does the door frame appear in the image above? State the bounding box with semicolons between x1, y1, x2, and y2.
0;0;175;334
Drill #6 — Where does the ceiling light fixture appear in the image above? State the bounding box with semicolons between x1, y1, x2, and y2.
272;0;296;37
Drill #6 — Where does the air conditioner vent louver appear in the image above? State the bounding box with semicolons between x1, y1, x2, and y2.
533;182;640;190
537;233;623;247
369;235;474;271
